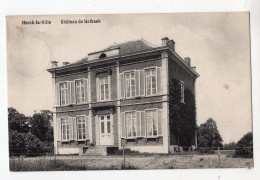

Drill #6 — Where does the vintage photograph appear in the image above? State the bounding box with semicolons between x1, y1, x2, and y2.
6;13;252;171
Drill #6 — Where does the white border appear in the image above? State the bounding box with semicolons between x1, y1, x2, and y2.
1;0;260;180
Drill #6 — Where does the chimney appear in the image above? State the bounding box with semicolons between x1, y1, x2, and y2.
192;67;196;71
167;40;175;51
63;62;70;66
51;61;58;68
161;37;169;46
184;57;191;67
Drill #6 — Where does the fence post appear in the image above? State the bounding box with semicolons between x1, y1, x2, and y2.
218;146;220;167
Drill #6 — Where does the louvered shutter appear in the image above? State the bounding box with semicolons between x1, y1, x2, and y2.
120;73;125;98
85;116;89;139
108;76;111;100
96;77;100;102
140;70;145;96
141;111;146;137
157;67;162;94
71;81;76;104
136;111;141;137
135;70;140;97
69;117;73;140
73;117;77;140
67;82;71;104
121;112;126;138
56;83;60;106
84;79;88;103
57;118;61;141
158;109;162;136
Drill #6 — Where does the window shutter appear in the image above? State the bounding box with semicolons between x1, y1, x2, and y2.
71;81;76;104
85;116;89;139
56;83;60;106
57;118;61;141
120;73;125;98
108;75;111;100
135;70;140;97
121;112;126;138
67;82;71;104
69;117;73;140
84;79;88;103
73;117;77;140
136;111;141;137
96;77;100;102
158;109;163;136
141;111;146;137
157;67;162;94
140;70;145;96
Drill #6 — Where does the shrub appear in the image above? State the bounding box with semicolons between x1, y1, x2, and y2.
235;132;253;158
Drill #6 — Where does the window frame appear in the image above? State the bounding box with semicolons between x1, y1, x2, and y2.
125;111;137;139
61;117;70;141
144;67;157;96
124;71;136;98
99;76;110;101
60;81;68;106
145;108;159;137
76;115;86;140
75;79;85;104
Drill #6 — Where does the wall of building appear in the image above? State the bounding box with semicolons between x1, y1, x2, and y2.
168;54;196;147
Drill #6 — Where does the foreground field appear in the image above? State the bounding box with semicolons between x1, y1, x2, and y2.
10;154;253;171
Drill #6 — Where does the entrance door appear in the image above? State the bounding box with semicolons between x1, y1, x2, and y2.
99;114;113;145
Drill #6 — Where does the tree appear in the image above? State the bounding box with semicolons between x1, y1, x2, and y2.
30;110;53;142
235;132;253;158
223;142;237;150
8;107;54;156
169;78;197;150
8;107;29;133
197;118;223;149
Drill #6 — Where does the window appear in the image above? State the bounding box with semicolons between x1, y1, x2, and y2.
146;110;158;137
75;80;85;104
125;72;135;98
100;77;109;101
60;82;68;105
61;117;70;141
100;115;111;134
77;116;86;140
181;81;185;103
145;68;156;96
126;112;137;138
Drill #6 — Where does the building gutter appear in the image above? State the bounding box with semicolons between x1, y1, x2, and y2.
47;46;199;78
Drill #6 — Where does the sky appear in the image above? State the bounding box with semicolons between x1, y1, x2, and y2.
6;13;251;143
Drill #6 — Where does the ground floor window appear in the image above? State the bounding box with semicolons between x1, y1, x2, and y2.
77;116;86;140
126;111;137;138
61;117;70;140
146;109;158;137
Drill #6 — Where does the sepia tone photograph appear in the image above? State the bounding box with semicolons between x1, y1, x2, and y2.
6;12;253;171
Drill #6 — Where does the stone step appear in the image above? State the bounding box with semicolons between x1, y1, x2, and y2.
80;146;107;156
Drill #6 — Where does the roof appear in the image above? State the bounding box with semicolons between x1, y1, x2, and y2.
71;38;157;65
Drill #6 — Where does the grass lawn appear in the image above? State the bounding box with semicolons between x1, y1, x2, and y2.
9;154;253;171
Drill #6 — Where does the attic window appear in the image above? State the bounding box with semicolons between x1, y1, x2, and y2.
99;53;107;59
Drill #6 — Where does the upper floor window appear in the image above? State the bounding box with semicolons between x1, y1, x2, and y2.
146;109;158;137
181;81;185;103
60;82;68;106
61;117;70;141
145;68;156;96
125;72;135;98
77;116;86;140
100;77;109;101
126;112;137;138
75;80;85;104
